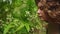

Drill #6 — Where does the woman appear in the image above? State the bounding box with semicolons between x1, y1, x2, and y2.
35;0;60;34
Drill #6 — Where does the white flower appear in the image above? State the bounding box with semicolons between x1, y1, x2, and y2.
3;0;6;2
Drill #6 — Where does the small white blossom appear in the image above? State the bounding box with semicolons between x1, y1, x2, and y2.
26;11;30;14
3;0;6;2
9;0;12;4
5;8;9;12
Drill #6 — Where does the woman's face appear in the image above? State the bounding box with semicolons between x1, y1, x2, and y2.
37;1;60;23
38;9;47;21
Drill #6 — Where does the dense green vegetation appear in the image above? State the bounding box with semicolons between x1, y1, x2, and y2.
0;0;46;34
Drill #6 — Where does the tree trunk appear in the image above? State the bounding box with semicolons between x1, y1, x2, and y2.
48;23;59;34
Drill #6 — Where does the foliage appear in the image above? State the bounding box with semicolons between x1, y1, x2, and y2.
0;0;44;34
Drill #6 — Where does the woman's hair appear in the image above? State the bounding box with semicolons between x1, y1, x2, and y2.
35;0;60;24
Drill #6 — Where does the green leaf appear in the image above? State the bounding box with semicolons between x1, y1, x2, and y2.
15;23;24;32
24;23;30;32
3;23;13;34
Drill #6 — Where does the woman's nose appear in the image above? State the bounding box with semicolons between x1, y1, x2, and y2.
37;9;40;14
37;9;42;16
37;9;41;14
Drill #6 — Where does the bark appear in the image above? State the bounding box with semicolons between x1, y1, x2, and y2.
48;23;59;34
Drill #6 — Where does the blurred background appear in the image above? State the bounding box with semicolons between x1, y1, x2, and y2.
0;0;47;34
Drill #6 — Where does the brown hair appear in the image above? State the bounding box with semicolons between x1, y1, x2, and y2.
35;0;60;24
